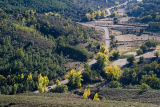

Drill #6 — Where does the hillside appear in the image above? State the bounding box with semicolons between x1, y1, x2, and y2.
0;0;127;21
1;0;160;107
0;8;102;94
127;0;160;31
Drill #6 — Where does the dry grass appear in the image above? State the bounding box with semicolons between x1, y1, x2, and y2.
0;93;159;107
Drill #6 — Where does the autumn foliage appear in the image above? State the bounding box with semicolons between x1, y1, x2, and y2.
105;65;122;81
83;89;91;99
100;45;109;55
93;93;100;101
38;74;49;93
65;69;83;88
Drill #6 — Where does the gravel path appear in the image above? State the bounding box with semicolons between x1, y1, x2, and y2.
111;51;155;68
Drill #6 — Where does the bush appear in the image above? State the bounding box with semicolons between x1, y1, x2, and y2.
111;50;120;60
127;55;135;66
108;81;121;88
140;41;158;53
154;51;159;58
140;83;150;92
141;75;160;89
137;49;143;55
139;56;144;64
82;64;97;83
51;84;68;93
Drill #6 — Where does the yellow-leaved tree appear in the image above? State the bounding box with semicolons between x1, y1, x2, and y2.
115;2;119;5
38;74;49;93
97;52;109;69
56;79;61;85
54;13;61;17
27;73;33;81
83;89;91;99
21;73;24;79
85;13;92;21
104;65;122;81
100;45;109;54
113;11;118;17
65;69;83;88
97;10;102;18
93;93;100;101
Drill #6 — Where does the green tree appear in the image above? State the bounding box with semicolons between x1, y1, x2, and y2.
111;50;120;60
154;51;159;58
137;49;143;55
16;49;24;58
127;55;135;66
141;74;160;89
139;56;144;64
82;64;97;83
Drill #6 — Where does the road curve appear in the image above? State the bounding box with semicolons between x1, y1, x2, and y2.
111;51;155;68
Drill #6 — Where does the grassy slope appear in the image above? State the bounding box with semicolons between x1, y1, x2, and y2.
90;87;160;105
0;93;158;107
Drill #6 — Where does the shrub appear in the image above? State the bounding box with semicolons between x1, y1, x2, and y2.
111;50;120;60
140;41;158;53
51;84;68;93
154;51;159;58
127;55;135;66
108;81;121;88
137;49;143;55
140;45;147;53
82;64;97;83
141;75;160;89
140;83;150;92
139;56;144;64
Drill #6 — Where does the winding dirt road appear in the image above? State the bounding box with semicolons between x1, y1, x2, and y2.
33;0;133;93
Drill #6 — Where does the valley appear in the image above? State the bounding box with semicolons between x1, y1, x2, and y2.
1;0;160;106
